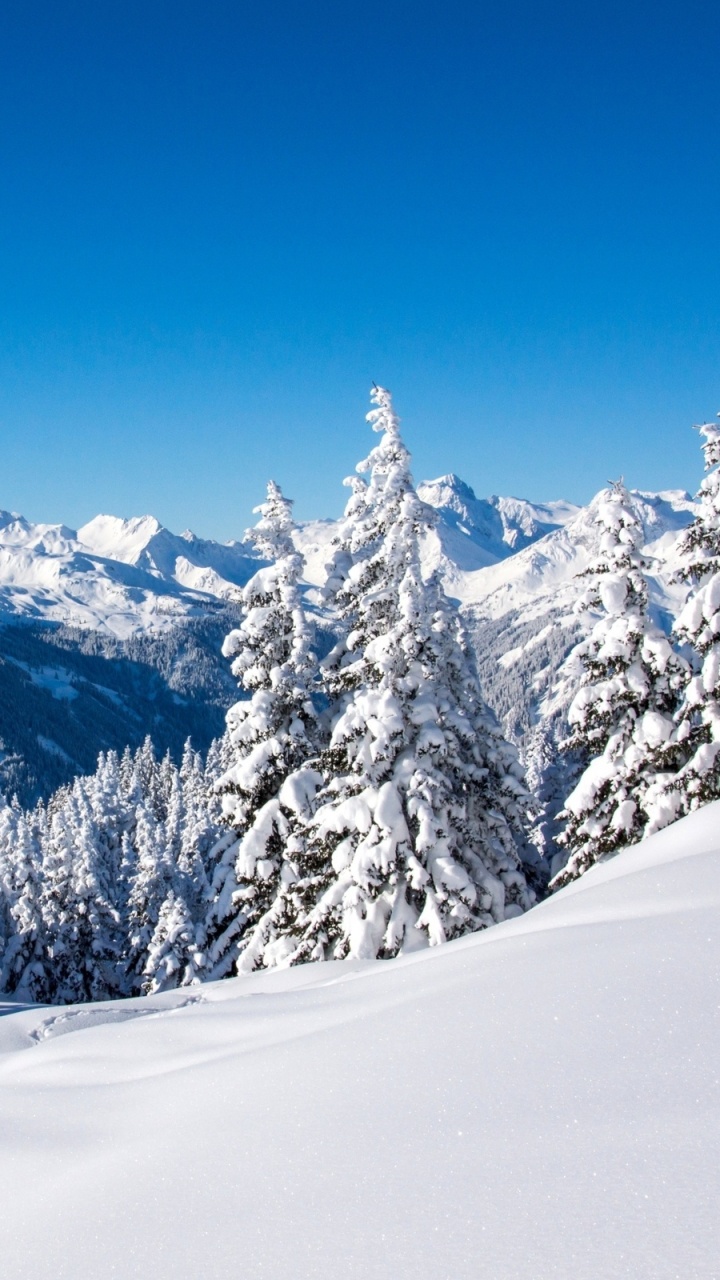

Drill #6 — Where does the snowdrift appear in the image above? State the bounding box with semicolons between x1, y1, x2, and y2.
1;804;718;1279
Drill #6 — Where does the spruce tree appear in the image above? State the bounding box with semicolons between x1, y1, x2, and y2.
553;481;687;889
0;808;48;1000
205;481;319;977
645;416;720;823
124;804;175;992
251;386;535;965
142;760;212;993
41;784;125;1002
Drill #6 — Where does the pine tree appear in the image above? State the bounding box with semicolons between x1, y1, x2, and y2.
645;416;720;822
205;481;320;977
252;386;535;965
41;783;125;1003
552;481;687;889
0;808;48;1000
124;804;175;993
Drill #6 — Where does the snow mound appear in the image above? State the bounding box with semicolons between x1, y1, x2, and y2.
0;803;717;1278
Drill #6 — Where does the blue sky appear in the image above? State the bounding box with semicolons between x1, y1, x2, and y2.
1;0;719;540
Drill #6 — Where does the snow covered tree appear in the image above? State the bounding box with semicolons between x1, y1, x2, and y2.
141;760;212;993
253;386;535;966
552;481;687;889
643;416;720;824
205;481;320;977
124;804;176;992
0;806;48;1000
41;783;125;1002
142;889;200;993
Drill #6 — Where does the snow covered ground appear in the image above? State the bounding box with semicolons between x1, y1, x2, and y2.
1;804;718;1279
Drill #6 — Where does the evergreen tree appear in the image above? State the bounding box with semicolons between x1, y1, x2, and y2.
240;386;535;967
0;808;48;1000
142;759;213;993
205;482;319;977
41;783;125;1002
553;481;687;888
124;804;175;993
644;416;720;825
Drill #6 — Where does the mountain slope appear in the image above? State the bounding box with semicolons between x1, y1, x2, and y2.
0;802;717;1279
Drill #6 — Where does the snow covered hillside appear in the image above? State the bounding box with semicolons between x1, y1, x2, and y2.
1;801;717;1279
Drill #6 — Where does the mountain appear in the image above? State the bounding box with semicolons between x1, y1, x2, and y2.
459;487;696;738
0;481;697;807
1;800;717;1279
295;475;581;587
456;487;696;861
78;515;258;608
0;509;258;637
416;474;580;568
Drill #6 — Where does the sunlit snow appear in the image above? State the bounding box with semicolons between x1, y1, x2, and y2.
0;802;717;1279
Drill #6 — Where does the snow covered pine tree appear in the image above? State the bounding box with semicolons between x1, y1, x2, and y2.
648;416;720;823
268;386;535;964
205;481;320;975
553;481;687;889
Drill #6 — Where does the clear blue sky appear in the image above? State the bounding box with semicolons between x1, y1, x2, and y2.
1;0;719;540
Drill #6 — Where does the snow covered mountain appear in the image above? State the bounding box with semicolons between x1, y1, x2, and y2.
0;480;697;806
457;489;694;707
1;801;717;1279
455;487;695;618
295;475;581;586
0;480;693;638
417;474;579;567
0;509;258;637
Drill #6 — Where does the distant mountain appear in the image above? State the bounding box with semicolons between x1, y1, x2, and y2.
416;475;580;568
455;487;697;857
0;510;258;637
78;515;257;603
454;487;695;618
295;474;580;588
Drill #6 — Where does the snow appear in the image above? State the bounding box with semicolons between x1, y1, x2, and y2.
0;802;718;1278
7;658;79;699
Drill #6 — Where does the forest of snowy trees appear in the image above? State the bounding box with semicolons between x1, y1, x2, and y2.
2;388;720;1003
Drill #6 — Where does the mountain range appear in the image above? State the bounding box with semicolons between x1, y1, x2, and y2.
0;478;697;807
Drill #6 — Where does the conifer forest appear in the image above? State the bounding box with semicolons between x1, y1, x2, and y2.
3;386;720;1003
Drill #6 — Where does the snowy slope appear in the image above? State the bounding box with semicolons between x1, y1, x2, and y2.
0;803;718;1279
